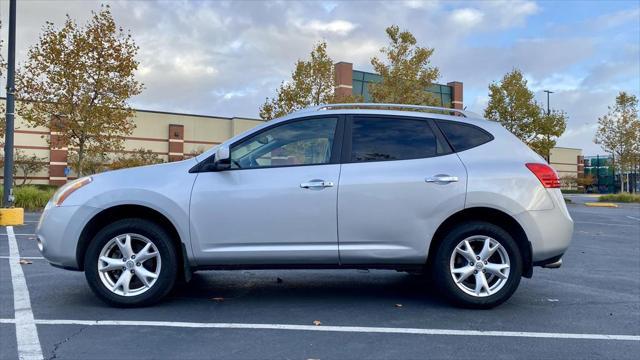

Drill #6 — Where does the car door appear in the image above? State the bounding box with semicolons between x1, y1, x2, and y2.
338;115;467;265
190;116;343;265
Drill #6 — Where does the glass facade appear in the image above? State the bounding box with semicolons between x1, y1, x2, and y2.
352;70;453;107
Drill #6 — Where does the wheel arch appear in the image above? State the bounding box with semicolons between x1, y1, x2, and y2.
76;205;188;276
427;207;533;278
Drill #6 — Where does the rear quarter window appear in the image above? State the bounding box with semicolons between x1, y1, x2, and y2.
436;120;494;152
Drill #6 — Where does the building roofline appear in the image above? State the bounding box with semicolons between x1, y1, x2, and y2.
0;96;264;122
552;146;582;151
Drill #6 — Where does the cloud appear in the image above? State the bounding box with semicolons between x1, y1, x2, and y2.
299;20;358;36
450;8;484;29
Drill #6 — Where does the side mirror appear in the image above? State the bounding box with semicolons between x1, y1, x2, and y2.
213;145;231;171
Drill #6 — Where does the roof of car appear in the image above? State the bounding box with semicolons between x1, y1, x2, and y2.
292;103;481;118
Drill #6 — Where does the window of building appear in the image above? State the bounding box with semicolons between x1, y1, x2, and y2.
350;117;438;162
436;120;493;152
230;118;337;169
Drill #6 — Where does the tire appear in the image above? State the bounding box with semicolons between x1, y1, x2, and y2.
433;221;522;309
84;218;178;307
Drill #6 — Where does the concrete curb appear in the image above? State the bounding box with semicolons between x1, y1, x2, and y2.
0;208;24;225
584;202;618;208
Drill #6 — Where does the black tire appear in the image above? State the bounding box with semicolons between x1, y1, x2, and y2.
433;221;522;309
84;218;178;307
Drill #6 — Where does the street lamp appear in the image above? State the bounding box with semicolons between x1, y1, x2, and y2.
544;90;554;115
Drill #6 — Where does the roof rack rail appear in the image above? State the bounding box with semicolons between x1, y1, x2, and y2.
294;103;479;118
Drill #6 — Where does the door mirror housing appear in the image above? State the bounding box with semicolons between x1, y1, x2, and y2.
213;145;231;171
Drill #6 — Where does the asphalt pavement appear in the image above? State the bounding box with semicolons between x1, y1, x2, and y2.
1;203;639;360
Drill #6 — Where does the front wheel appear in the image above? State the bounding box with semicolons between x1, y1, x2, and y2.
84;218;178;307
433;221;522;309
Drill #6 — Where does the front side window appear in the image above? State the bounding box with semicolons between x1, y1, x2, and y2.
350;117;438;162
230;118;337;169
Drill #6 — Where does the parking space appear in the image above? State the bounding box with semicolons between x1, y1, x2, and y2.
1;204;639;359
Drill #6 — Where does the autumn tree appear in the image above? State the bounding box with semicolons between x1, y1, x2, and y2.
260;41;359;120
594;91;640;193
369;25;440;105
484;69;567;159
16;6;143;176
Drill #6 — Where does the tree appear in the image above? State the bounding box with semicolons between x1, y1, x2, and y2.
259;41;359;120
369;25;440;105
595;91;640;193
484;69;567;159
16;6;143;176
14;150;47;185
576;173;595;192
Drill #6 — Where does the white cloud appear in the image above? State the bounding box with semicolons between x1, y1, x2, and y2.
450;8;484;28
298;20;358;36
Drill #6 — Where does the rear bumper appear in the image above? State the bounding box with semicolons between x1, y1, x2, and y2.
515;189;573;263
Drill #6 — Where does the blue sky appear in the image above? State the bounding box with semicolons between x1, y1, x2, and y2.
1;0;639;154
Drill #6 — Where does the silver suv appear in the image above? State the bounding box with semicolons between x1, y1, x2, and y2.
37;104;573;308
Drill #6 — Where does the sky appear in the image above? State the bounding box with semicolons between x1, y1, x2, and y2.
0;0;638;154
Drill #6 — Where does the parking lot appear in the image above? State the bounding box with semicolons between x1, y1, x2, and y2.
1;202;639;360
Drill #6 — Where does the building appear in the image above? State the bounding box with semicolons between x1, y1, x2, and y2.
549;147;583;190
1;100;265;185
334;62;464;109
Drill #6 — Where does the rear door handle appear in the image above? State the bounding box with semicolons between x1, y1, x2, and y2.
300;180;334;189
425;175;459;183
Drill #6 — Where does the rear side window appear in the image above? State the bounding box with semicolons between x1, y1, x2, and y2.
436;120;493;152
350;117;438;162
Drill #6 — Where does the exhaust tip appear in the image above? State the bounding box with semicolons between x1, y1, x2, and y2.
542;259;562;269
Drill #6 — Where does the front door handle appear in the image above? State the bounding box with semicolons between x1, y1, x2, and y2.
425;175;459;183
300;180;334;189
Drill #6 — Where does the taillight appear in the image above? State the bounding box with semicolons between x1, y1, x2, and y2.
526;163;560;188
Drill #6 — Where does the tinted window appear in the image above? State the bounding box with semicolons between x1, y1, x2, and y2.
436;121;493;152
230;118;337;169
350;117;437;162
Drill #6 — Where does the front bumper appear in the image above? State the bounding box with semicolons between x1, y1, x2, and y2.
36;202;101;269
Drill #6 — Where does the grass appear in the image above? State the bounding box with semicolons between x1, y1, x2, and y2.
598;193;640;203
0;185;57;211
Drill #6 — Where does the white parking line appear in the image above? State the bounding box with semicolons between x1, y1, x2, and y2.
574;221;638;228
0;318;637;342
627;216;640;221
0;256;45;260
6;226;44;360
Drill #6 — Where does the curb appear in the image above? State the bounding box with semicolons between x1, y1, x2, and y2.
584;202;618;208
0;208;25;225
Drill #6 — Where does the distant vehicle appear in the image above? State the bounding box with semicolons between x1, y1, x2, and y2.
36;104;573;308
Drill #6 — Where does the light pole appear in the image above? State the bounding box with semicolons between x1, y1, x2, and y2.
2;0;17;207
544;90;554;116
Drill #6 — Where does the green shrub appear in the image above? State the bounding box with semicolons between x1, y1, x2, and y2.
0;185;57;211
599;193;640;203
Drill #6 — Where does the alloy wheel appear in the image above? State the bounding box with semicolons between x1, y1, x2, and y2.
449;235;510;297
97;233;162;297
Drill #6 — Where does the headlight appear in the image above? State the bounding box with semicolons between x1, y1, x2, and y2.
52;177;93;206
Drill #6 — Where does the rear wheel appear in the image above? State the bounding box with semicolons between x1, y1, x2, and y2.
433;221;522;309
84;218;178;307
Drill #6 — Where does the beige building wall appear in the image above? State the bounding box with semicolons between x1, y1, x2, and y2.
1;99;264;185
549;147;583;190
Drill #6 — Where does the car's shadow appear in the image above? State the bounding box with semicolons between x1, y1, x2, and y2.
169;269;449;308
